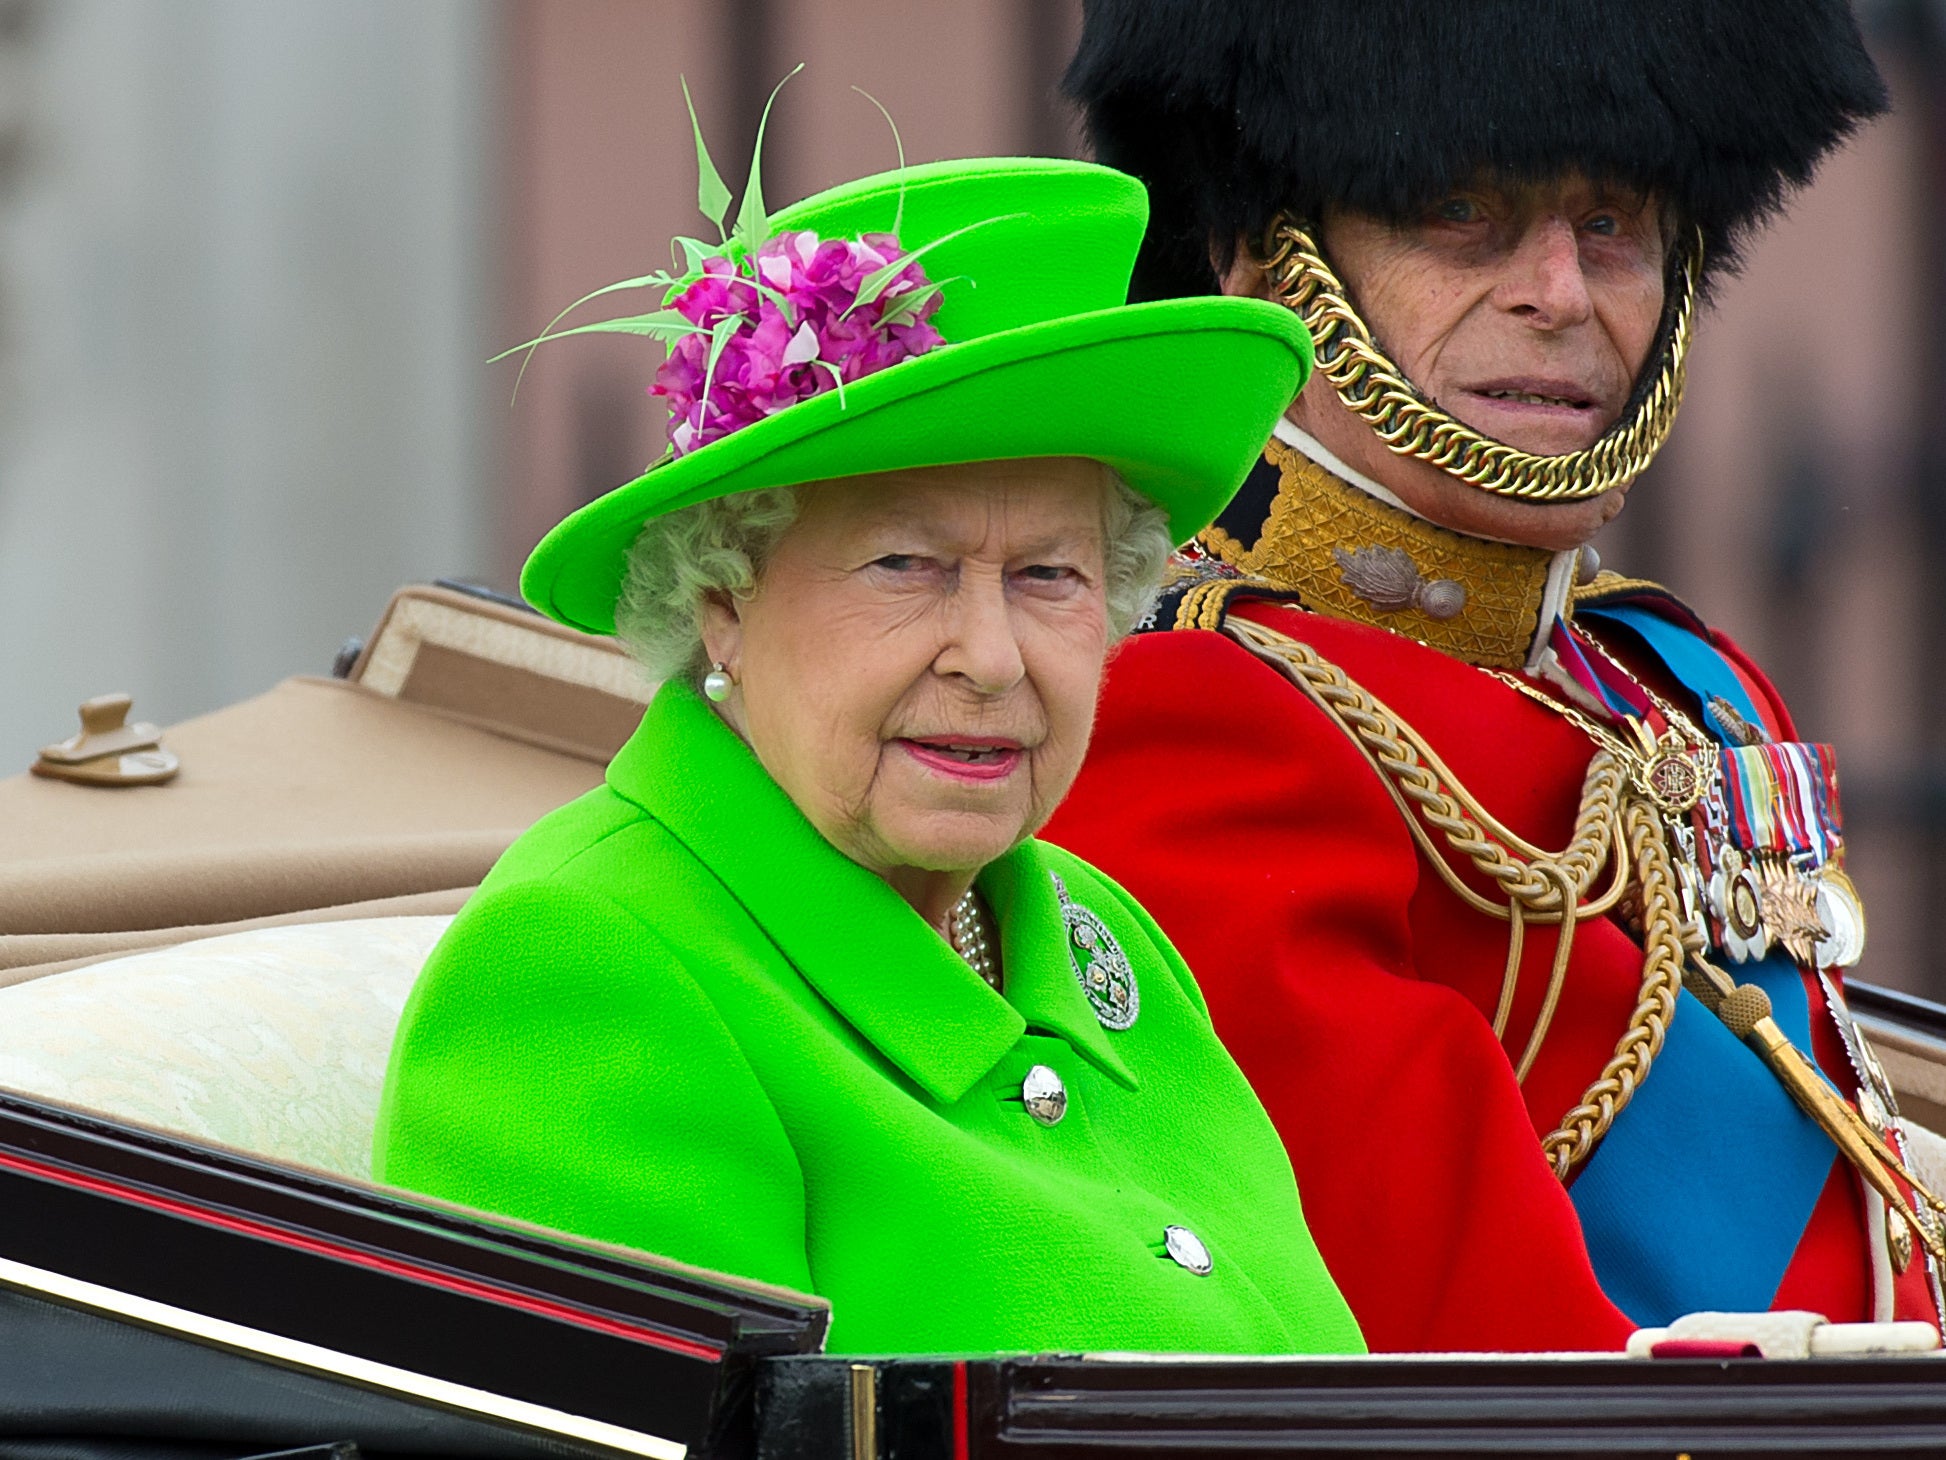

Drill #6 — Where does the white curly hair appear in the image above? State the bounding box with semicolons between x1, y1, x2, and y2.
614;465;1175;684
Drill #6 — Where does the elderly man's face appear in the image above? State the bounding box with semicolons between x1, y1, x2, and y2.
702;459;1113;911
1232;174;1670;548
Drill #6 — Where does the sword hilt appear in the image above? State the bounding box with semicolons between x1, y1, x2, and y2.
1694;960;1946;1261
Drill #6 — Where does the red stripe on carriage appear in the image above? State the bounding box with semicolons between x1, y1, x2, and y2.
0;1148;725;1362
954;1359;970;1460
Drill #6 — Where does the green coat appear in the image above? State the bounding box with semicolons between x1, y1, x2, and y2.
374;681;1362;1356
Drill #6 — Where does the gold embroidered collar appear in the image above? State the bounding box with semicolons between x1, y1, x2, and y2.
1197;436;1573;670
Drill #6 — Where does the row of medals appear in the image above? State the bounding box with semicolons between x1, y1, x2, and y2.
1630;727;1864;972
1636;728;1941;1282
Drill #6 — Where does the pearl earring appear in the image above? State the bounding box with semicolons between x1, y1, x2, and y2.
702;662;735;702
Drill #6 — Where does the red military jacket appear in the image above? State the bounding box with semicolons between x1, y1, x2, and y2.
1043;441;1940;1353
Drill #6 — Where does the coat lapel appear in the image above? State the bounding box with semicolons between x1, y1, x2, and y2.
979;847;1139;1091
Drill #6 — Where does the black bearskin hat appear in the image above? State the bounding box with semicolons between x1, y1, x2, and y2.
1066;0;1889;301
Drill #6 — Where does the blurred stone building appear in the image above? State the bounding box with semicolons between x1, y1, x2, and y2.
5;0;1945;996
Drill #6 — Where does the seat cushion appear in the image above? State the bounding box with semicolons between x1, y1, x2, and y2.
0;916;450;1179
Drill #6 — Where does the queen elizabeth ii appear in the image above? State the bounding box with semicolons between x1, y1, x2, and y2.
374;156;1363;1355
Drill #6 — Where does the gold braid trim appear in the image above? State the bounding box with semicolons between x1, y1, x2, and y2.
1224;614;1946;1211
1224;616;1681;1176
1225;617;1623;917
1255;219;1701;504
1536;799;1689;1178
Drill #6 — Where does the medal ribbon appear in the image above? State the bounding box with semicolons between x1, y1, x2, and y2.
1548;617;1650;719
1716;742;1842;864
1566;602;1840;1319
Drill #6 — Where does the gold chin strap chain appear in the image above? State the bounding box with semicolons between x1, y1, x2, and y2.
1254;218;1702;504
1224;617;1682;1178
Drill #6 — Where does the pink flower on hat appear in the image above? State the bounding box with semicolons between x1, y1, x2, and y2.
651;229;944;456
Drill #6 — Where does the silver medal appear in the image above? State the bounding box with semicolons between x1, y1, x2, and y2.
1813;870;1868;969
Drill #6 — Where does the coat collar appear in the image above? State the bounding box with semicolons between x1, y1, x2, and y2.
606;682;1135;1105
1198;431;1582;671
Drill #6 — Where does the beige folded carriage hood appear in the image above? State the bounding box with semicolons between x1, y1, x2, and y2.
0;584;650;984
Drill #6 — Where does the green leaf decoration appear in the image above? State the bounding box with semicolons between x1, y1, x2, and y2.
546;313;708;341
876;279;945;331
735;63;805;262
671;235;721;280
498;272;681;402
682;76;734;242
698;314;743;422
850;86;906;236
839;214;1022;320
810;358;849;411
488;310;706;365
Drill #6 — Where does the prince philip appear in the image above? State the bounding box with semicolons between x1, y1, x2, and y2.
1045;0;1930;1351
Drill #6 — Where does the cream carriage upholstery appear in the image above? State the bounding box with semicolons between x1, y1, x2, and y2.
0;917;449;1179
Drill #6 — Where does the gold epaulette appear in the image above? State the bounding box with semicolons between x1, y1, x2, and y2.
1571;570;1720;646
1136;554;1305;636
1572;569;1684;609
1170;574;1294;632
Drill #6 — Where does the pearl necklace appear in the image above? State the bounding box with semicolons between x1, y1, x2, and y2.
948;889;1000;991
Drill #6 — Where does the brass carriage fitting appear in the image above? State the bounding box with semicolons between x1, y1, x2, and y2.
31;694;180;787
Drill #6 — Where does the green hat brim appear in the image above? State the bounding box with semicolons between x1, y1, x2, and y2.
522;295;1311;636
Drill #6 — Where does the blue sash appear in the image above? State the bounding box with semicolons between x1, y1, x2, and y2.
1568;603;1836;1325
1584;601;1764;746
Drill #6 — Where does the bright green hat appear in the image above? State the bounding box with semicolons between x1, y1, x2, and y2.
521;157;1312;635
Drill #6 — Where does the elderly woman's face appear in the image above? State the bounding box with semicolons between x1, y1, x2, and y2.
703;458;1114;891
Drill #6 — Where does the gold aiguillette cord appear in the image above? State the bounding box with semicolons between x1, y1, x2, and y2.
1685;953;1946;1263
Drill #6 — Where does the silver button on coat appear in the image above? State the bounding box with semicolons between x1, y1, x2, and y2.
1164;1224;1213;1275
1021;1064;1067;1126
